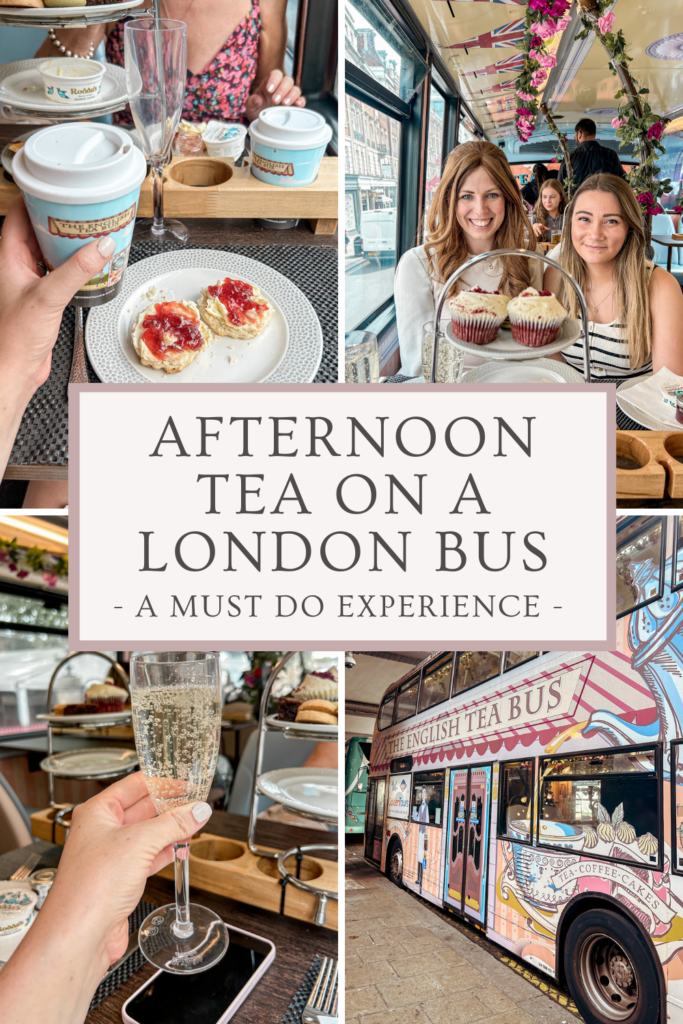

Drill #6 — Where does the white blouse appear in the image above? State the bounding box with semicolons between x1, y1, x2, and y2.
394;244;545;377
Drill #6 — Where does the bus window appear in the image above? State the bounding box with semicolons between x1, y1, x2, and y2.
395;674;419;723
673;516;683;593
453;652;501;695
418;655;453;713
424;87;444;218
377;692;396;730
411;770;445;826
503;652;539;672
497;760;534;842
616;518;665;618
673;742;683;873
538;747;660;866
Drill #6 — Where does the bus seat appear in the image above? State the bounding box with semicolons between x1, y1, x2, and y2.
651;213;675;268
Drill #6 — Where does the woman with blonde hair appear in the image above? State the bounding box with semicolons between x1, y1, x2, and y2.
544;173;683;378
531;179;567;242
395;140;544;377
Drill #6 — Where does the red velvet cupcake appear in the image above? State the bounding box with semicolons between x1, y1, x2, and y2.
448;287;509;345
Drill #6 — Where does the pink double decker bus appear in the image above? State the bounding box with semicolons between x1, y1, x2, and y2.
363;516;683;1024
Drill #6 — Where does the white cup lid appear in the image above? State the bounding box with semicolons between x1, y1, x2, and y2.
249;107;332;151
13;123;147;204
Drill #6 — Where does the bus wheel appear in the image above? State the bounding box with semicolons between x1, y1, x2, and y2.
564;909;659;1024
388;840;403;889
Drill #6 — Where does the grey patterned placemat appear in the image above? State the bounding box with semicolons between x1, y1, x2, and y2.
8;241;338;470
88;898;157;1012
279;955;325;1024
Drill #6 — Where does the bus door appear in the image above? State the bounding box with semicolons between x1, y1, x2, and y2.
365;776;386;864
445;765;492;925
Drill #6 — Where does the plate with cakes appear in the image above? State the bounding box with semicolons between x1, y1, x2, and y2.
445;286;582;361
85;249;323;384
0;2;145;27
267;668;338;739
37;681;131;725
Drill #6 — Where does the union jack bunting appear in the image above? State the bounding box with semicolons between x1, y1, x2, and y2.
444;19;526;51
474;79;517;95
463;52;524;75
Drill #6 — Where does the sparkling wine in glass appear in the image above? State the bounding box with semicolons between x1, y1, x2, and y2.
130;652;228;974
124;18;188;242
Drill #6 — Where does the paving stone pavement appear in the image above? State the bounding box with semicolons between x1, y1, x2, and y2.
345;841;584;1024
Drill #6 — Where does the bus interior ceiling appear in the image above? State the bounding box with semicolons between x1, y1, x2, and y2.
345;0;683;368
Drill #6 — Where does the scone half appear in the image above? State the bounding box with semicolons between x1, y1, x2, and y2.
199;276;272;340
133;299;212;374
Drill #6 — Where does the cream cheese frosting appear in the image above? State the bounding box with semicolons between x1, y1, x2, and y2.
507;287;566;322
449;287;509;320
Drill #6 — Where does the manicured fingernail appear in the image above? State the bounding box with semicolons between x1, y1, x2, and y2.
284;98;291;105
192;802;212;823
274;94;281;102
98;236;115;257
267;83;275;93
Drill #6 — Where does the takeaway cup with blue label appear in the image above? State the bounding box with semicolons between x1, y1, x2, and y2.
248;107;332;188
12;123;147;306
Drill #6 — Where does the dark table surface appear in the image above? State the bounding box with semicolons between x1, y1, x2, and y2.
0;123;338;493
2;811;337;1024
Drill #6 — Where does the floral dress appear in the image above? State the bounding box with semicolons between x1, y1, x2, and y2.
106;0;260;125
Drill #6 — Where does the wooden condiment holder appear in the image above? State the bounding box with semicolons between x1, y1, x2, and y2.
156;833;338;931
617;429;683;499
30;803;72;845
0;155;338;235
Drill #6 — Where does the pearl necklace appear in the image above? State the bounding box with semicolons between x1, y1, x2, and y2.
48;29;95;60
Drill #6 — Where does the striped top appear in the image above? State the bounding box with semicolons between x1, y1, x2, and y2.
548;248;655;379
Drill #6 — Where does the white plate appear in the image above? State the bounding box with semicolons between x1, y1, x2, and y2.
40;747;138;778
446;317;582;361
616;374;682;430
256;767;337;822
460;359;584;384
0;59;126;114
86;250;323;383
265;713;338;740
36;710;131;726
0;1;143;24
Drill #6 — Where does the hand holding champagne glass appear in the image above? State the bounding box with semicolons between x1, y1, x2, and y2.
130;652;228;974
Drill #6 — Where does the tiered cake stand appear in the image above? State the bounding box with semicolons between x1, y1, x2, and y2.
0;0;144;29
247;651;339;927
0;2;143;119
39;650;134;806
431;248;592;383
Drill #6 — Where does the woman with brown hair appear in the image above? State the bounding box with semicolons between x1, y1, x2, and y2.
544;173;683;379
530;179;567;243
395;140;544;377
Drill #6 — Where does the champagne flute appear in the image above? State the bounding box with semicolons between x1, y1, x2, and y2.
124;18;189;242
130;652;228;974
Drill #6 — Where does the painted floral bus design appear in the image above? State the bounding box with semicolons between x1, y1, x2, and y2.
363;516;683;1024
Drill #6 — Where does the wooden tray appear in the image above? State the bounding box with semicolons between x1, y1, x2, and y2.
157;833;338;931
30;803;72;845
617;430;683;499
0;154;338;234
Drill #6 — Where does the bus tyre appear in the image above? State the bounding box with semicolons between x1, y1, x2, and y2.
388;840;403;889
564;909;659;1024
